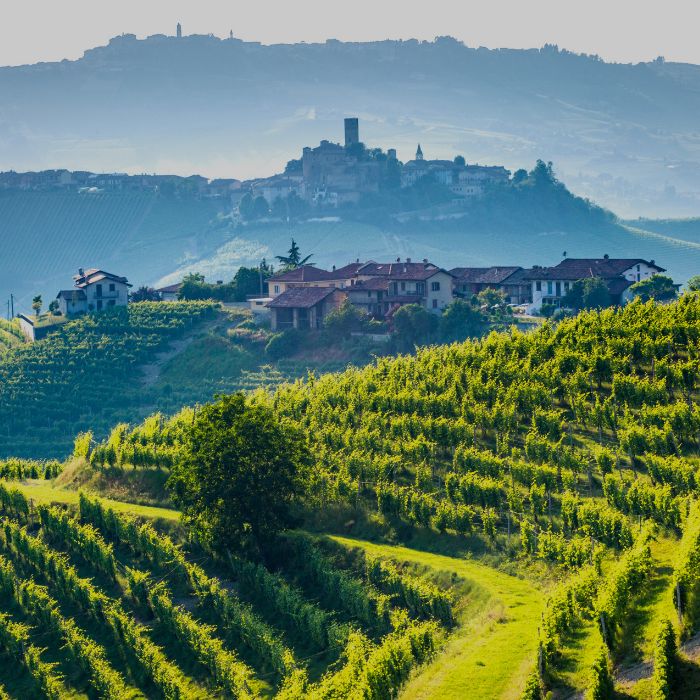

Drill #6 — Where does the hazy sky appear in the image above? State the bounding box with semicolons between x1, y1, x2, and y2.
1;0;699;67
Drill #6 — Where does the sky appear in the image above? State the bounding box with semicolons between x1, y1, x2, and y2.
1;0;699;67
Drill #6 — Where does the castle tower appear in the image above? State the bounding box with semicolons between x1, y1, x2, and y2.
176;22;182;38
416;144;424;161
344;118;359;149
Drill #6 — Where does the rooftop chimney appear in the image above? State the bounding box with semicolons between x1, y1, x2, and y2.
406;257;411;263
78;267;84;276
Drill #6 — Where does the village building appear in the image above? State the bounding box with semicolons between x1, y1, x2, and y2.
525;257;665;311
267;287;347;330
155;283;182;302
57;268;131;315
450;266;532;305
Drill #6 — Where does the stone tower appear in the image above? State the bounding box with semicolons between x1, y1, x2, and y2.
176;22;182;38
416;144;424;160
344;118;359;149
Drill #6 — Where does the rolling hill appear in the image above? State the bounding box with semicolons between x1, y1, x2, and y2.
3;34;700;217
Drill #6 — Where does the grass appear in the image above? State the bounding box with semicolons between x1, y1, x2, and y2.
12;480;180;523
329;535;546;700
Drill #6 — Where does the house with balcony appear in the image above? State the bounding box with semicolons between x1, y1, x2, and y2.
450;266;532;304
56;268;131;315
525;257;665;312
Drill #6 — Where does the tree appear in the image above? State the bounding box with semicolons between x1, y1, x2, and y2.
686;275;700;292
440;299;484;342
32;295;42;316
275;239;313;269
630;274;678;302
324;299;368;339
252;196;270;219
477;287;507;310
130;286;161;302
238;193;254;220
167;394;310;556
392;304;438;351
233;266;270;299
563;278;611;310
512;168;528;185
453;155;466;166
48;300;60;315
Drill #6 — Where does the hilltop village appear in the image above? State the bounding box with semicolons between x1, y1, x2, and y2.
0;118;509;212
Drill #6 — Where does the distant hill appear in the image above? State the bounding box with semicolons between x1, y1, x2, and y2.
2;168;700;313
0;190;230;311
2;34;700;217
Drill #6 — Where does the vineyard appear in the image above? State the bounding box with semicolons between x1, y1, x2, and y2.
0;485;449;699
65;295;700;698
0;302;218;459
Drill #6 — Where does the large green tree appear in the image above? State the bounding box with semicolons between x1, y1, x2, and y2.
563;277;612;310
168;394;310;556
440;299;484;341
275;239;313;269
392;303;438;351
630;274;678;302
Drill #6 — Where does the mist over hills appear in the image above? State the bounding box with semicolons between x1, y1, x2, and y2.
2;33;700;218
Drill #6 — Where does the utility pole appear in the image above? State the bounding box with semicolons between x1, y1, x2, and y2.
10;293;14;319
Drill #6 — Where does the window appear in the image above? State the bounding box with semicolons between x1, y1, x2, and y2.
367;291;372;298
109;283;115;292
432;299;438;308
97;299;103;310
535;281;542;292
416;282;425;294
431;281;440;292
555;282;561;296
564;282;570;292
274;285;280;294
547;282;553;295
636;265;640;272
401;282;406;291
96;284;103;298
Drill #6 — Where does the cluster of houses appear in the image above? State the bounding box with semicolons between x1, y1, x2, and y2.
16;256;663;341
256;256;665;331
1;117;509;210
249;118;510;207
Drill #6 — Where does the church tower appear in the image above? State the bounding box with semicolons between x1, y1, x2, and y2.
176;22;182;38
416;144;424;161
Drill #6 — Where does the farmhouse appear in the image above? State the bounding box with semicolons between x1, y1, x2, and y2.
525;257;665;311
267;287;346;330
56;268;131;315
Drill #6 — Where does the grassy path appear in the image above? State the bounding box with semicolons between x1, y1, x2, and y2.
614;534;678;699
11;480;180;522
330;535;545;700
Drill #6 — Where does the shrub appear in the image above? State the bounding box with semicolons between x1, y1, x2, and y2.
265;329;301;359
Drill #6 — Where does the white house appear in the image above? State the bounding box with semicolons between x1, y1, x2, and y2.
525;257;665;312
57;268;131;315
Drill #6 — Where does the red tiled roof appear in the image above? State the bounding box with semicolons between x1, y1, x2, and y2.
325;262;366;279
268;265;330;283
266;286;337;309
348;277;390;292
450;266;523;284
156;283;182;294
74;269;131;288
358;262;448;281
525;258;664;281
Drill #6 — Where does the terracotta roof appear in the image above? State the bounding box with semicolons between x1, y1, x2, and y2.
56;289;87;300
268;265;330;283
326;262;366;279
266;286;337;309
74;269;131;288
156;283;182;294
450;266;523;285
345;277;389;292
358;262;449;281
525;258;665;281
348;278;390;292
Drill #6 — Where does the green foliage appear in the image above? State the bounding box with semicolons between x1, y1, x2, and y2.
392;303;439;350
324;299;370;339
651;618;676;700
265;329;301;359
168;394;310;553
563;277;612;310
631;274;678;302
585;639;615;700
0;302;217;458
